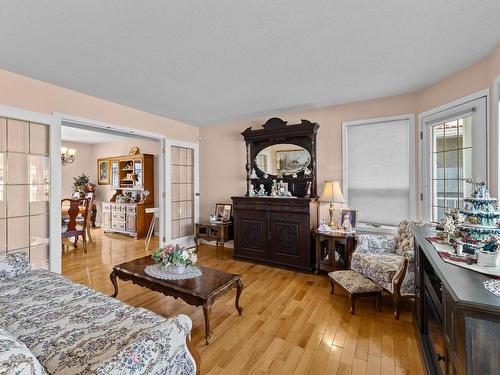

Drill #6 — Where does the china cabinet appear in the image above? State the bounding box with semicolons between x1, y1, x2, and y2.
101;153;154;239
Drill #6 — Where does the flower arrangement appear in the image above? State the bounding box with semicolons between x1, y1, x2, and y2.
152;244;197;273
438;208;464;243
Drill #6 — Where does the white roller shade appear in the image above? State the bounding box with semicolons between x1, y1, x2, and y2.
344;118;411;226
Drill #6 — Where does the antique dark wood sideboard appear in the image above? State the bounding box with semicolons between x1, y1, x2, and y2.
232;196;316;272
232;117;319;272
412;226;500;375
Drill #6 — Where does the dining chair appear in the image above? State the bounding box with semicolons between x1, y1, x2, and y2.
61;198;90;252
77;192;95;243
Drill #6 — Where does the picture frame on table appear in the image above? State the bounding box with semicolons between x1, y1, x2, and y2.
97;158;110;185
340;209;357;231
215;203;232;222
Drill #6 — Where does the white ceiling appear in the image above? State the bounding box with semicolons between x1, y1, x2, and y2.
61;126;132;144
1;1;499;127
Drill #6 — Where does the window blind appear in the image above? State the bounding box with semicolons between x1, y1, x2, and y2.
345;119;411;226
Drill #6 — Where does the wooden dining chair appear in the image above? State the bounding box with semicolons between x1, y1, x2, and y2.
61;198;90;252
77;192;95;243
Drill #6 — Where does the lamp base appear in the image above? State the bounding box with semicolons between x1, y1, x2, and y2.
328;202;338;229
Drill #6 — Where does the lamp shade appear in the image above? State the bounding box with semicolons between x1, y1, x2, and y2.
319;180;345;203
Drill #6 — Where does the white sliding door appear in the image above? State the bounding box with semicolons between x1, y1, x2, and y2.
165;140;199;246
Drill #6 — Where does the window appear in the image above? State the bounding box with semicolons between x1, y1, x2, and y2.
342;115;415;227
422;95;487;221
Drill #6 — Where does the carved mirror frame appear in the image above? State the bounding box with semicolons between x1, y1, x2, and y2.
241;117;319;198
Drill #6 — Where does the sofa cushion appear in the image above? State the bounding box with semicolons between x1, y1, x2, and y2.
357;234;397;254
0;252;30;281
351;252;404;293
0;325;46;374
0;270;196;374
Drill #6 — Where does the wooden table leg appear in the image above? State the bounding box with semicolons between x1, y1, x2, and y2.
110;269;119;298
203;304;213;345
235;279;243;315
219;227;225;260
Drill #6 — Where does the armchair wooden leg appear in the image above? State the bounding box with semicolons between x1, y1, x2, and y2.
330;279;335;295
393;293;400;320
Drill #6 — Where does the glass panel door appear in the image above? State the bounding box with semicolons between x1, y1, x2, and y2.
431;117;473;220
423;96;487;222
170;146;194;240
1;117;50;269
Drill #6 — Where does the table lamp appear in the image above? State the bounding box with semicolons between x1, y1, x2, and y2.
319;180;345;229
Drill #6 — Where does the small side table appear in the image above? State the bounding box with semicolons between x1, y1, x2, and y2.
313;229;356;274
195;221;233;259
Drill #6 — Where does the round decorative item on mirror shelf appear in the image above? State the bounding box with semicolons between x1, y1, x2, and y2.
128;146;139;155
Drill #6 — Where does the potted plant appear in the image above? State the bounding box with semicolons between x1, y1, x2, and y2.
73;173;90;193
152;244;197;274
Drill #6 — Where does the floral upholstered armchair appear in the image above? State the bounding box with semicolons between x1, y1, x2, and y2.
350;220;416;319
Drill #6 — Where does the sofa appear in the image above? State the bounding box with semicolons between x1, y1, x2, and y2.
0;252;199;374
350;220;416;319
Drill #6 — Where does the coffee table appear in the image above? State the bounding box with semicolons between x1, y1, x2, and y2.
110;256;243;344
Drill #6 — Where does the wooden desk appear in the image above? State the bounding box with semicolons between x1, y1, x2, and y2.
313;229;356;274
194;221;233;259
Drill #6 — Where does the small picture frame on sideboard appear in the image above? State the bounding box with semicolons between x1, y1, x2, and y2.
215;203;232;222
340;209;357;231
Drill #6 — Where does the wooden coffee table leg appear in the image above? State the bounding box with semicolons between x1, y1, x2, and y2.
203;304;213;345
235;279;243;315
110;269;119;298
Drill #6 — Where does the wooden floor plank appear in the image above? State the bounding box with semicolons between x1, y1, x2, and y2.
61;228;424;375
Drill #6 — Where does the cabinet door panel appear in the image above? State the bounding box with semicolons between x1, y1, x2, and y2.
126;213;137;233
269;212;309;267
234;210;268;258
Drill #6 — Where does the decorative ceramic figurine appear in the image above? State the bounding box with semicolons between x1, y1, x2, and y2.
257;184;267;196
270;179;277;196
277;170;283;179
292;172;297;178
342;212;353;231
304;167;311;176
250;168;258;179
249;183;256;197
209;214;217;222
263;173;269;179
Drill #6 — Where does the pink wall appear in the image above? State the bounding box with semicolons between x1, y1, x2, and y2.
61;141;96;199
199;43;500;222
0;69;199;142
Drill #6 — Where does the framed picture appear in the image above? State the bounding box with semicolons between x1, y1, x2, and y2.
215;203;232;221
276;149;311;174
340;209;357;231
97;159;110;185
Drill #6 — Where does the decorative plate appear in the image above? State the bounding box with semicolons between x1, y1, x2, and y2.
129;146;139;155
145;264;202;280
484;279;500;296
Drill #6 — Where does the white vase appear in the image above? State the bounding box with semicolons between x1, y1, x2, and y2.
456;242;464;256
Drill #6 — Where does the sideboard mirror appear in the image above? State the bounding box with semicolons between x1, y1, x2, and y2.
254;144;311;176
242;117;319;198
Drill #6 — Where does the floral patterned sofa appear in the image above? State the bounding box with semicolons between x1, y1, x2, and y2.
0;252;199;374
350;220;417;319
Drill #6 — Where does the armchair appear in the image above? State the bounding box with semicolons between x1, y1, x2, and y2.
350;220;416;319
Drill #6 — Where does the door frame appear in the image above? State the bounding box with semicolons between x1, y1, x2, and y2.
165;139;200;247
0;104;54;270
51;112;169;273
418;88;489;221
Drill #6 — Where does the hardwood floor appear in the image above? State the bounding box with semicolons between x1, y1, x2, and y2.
62;229;424;375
